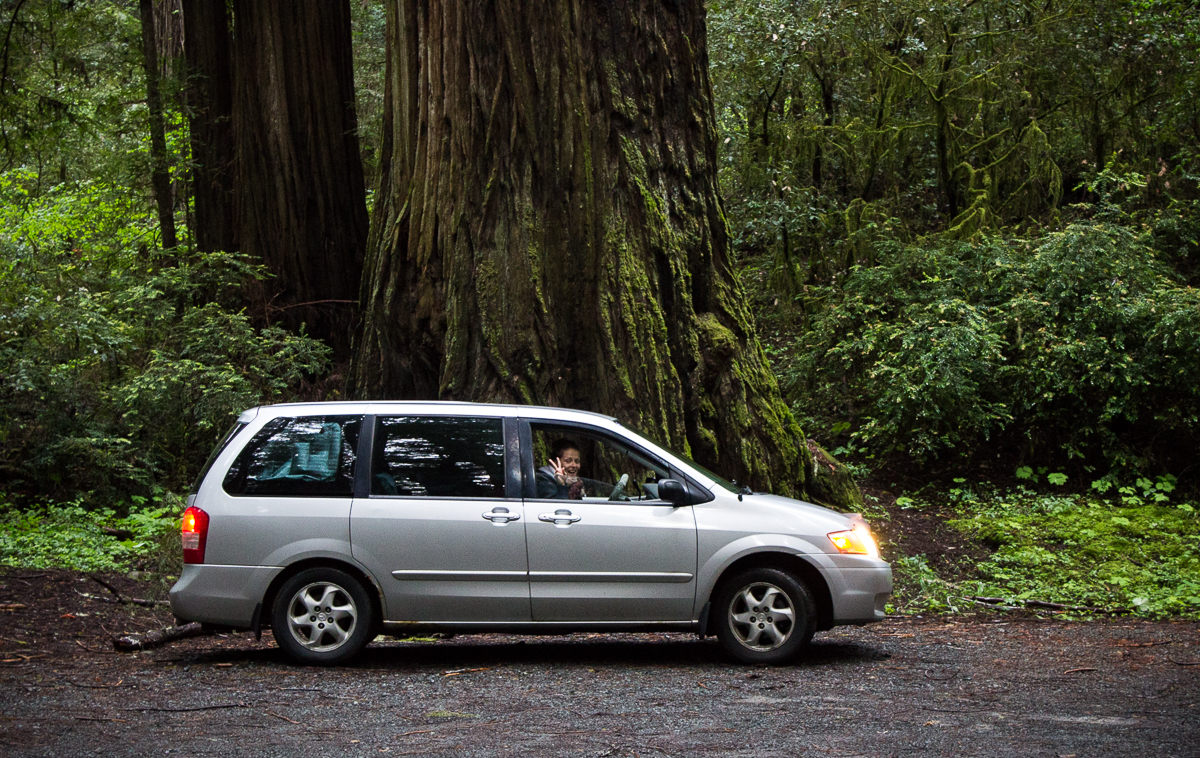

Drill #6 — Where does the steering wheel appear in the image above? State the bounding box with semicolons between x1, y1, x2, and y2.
607;473;630;501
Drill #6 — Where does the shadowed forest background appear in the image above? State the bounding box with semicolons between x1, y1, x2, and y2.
0;0;1197;616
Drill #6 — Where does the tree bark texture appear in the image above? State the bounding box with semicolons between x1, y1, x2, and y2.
231;0;368;351
139;0;178;250
353;0;813;495
183;0;236;253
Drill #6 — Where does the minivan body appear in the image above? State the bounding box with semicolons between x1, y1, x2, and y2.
170;401;892;664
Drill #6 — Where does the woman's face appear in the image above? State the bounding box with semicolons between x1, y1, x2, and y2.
559;448;581;476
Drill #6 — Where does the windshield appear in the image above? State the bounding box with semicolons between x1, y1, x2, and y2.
613;422;741;494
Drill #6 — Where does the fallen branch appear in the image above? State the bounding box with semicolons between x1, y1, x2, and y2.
102;526;135;541
124;702;247;712
966;596;1128;614
76;590;169;608
113;622;209;652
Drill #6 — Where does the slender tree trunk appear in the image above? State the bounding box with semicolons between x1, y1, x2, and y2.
139;0;178;250
182;0;236;252
231;0;368;353
935;22;960;219
352;0;817;497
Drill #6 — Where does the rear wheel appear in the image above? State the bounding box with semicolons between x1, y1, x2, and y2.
272;568;373;665
714;567;815;665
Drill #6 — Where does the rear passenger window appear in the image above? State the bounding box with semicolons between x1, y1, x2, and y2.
223;416;361;497
372;416;505;498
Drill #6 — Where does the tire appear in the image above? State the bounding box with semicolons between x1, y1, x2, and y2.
272;568;374;665
713;567;816;665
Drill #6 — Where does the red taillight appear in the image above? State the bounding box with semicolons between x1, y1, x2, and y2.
181;506;209;564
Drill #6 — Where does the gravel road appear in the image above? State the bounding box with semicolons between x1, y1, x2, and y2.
3;616;1198;757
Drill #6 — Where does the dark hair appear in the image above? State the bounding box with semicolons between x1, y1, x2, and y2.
551;437;580;459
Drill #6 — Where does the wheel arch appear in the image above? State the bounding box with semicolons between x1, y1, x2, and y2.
261;557;385;635
703;552;834;634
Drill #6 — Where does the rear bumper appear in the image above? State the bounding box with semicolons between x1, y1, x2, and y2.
828;563;893;625
169;564;282;628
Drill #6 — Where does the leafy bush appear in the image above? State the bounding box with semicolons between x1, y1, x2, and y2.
0;171;332;501
0;497;181;574
788;222;1200;474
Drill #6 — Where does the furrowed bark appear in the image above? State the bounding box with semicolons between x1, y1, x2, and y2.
354;0;840;499
139;0;178;250
183;0;236;253
231;0;368;353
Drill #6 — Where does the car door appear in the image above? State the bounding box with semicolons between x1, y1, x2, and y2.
350;414;530;622
520;420;698;622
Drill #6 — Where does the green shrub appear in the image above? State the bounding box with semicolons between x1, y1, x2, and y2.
0;171;332;501
0;497;181;574
788;222;1200;473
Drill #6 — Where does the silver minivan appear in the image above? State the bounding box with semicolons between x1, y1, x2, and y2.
170;402;891;665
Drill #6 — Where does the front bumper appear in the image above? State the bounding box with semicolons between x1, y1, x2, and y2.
826;561;893;625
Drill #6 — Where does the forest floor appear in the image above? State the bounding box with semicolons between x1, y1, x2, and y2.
1;568;1197;757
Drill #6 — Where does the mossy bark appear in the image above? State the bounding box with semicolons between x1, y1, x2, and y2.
352;0;829;498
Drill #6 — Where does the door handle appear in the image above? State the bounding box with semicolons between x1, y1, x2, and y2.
482;507;520;524
538;508;581;526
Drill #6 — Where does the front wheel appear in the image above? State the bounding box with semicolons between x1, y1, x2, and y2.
714;567;816;665
272;568;374;665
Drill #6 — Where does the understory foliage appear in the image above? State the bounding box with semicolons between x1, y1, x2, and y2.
784;223;1200;471
888;484;1200;619
0;496;181;575
0;172;330;502
710;0;1200;481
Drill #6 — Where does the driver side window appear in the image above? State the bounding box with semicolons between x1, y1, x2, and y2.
529;424;669;502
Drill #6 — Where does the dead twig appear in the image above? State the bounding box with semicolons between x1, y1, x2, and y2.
76;590;169;608
124;702;248;713
74;716;127;723
966;595;1128;614
266;710;301;725
1063;667;1098;674
65;679;125;689
1167;658;1200;666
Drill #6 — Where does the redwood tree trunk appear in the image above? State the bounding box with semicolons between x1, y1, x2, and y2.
139;0;178;250
183;0;236;253
352;0;815;495
231;0;368;352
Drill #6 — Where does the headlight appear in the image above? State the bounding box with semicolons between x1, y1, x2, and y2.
828;523;880;558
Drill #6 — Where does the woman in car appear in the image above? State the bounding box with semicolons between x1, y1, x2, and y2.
536;438;613;499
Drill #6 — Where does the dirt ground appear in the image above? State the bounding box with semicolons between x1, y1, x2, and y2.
1;568;1197;757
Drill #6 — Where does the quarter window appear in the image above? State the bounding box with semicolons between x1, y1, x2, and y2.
372;416;506;498
223;416;360;497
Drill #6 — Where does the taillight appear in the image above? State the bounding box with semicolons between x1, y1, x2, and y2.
181;506;210;564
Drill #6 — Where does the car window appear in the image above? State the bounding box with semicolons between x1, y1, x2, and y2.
529;423;669;502
223;416;360;497
192;421;247;494
372;416;506;498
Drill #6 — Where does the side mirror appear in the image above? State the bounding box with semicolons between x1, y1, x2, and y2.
657;479;687;505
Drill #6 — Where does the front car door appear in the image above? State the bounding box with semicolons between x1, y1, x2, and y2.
350;413;530;622
520;420;698;622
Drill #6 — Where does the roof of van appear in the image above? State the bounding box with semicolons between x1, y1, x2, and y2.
241;401;619;423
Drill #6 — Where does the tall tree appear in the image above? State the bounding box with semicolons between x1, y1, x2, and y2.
352;0;821;497
231;0;368;352
138;0;178;249
182;0;235;252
